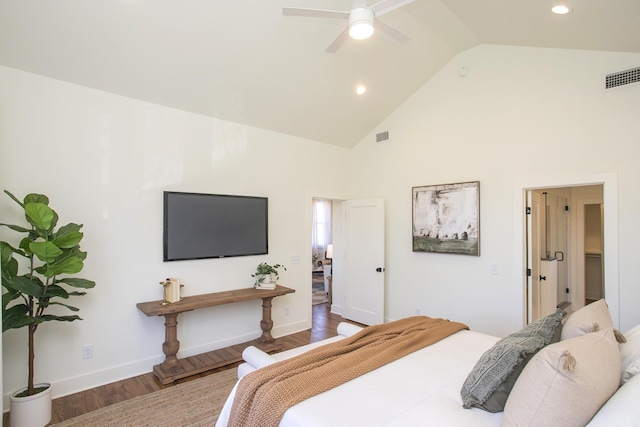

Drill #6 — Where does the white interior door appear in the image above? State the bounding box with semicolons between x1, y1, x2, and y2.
526;191;542;323
343;198;385;325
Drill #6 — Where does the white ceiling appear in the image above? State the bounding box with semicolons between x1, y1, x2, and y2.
1;1;639;148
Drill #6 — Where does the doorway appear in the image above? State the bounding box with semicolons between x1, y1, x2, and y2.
526;189;570;322
584;204;604;303
524;183;610;323
311;198;333;307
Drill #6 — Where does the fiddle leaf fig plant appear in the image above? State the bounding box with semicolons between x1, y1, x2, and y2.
1;190;96;397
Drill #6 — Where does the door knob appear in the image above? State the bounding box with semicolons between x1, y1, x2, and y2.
539;275;547;281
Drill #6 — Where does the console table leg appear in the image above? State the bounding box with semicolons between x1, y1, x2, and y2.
160;313;180;368
258;296;275;344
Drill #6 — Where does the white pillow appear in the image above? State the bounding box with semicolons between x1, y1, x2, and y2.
587;373;640;426
561;299;614;341
620;323;640;384
242;346;277;369
503;329;621;427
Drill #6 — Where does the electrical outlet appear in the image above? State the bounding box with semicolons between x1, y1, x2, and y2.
82;344;94;359
284;306;290;316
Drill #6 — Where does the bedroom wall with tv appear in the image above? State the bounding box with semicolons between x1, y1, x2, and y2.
0;64;352;407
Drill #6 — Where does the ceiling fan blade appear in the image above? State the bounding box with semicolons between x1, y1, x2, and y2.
325;26;350;53
374;19;410;44
370;0;414;17
282;7;349;20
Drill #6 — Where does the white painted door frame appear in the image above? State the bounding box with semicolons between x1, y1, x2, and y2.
514;172;619;328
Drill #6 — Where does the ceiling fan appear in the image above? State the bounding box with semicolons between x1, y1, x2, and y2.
282;0;414;53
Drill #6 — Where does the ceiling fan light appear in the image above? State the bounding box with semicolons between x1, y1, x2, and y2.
349;8;374;40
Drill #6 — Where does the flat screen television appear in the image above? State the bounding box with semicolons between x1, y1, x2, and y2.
163;191;268;261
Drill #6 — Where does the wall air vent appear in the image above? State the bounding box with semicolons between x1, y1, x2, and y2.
604;66;640;89
376;131;390;143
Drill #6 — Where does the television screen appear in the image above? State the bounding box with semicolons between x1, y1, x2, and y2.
163;191;268;261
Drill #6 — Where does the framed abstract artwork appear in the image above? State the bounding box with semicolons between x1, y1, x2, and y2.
412;181;480;256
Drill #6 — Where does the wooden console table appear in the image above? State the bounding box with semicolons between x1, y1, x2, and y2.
137;285;295;384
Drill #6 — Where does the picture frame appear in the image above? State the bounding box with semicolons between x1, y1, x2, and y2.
412;181;480;256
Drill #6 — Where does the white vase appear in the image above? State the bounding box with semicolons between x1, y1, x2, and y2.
10;383;52;427
261;274;272;284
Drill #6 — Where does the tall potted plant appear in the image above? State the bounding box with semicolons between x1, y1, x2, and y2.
1;191;96;427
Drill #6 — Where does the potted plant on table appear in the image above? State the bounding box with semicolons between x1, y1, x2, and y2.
251;262;286;288
1;191;96;427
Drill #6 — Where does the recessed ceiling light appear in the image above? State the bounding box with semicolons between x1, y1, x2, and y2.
551;5;571;15
356;85;367;95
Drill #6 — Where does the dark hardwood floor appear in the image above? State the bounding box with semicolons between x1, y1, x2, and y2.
4;303;355;425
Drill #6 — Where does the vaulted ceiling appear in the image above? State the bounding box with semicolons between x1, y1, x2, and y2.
1;1;639;148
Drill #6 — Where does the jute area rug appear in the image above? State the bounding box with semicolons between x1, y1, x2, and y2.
53;368;238;427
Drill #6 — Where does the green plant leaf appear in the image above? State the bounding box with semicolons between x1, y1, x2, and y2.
47;301;80;312
23;193;49;205
1;257;19;283
25;202;55;232
53;223;83;248
2;304;35;332
64;246;87;261
4;190;25;207
1;241;16;267
4;276;44;297
2;290;20;310
18;237;32;255
0;223;32;233
29;241;63;263
40;314;82;323
45;255;84;277
56;277;96;289
44;284;69;299
67;291;87;297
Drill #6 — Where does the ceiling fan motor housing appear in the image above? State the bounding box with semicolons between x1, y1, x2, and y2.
349;8;375;39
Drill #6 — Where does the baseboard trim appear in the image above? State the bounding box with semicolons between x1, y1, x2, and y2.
2;321;308;410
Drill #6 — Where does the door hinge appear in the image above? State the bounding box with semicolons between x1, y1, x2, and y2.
526;207;532;215
526;268;532;277
566;288;570;294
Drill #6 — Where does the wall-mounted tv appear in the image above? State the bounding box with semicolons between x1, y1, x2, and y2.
163;191;268;261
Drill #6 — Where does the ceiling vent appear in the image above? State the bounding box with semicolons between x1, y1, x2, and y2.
376;131;390;143
604;66;640;90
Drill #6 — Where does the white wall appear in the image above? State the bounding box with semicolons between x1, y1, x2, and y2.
349;45;640;337
0;66;350;408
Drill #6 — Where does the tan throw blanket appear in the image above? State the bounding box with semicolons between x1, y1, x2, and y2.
228;316;468;427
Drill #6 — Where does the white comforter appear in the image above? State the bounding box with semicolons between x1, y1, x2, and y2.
216;330;503;427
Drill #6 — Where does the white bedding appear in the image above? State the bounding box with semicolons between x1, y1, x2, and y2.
216;329;503;427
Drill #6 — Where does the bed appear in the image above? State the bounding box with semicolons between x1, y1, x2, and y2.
216;300;640;427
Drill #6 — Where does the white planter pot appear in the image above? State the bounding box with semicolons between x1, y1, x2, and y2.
10;383;52;427
258;273;277;284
